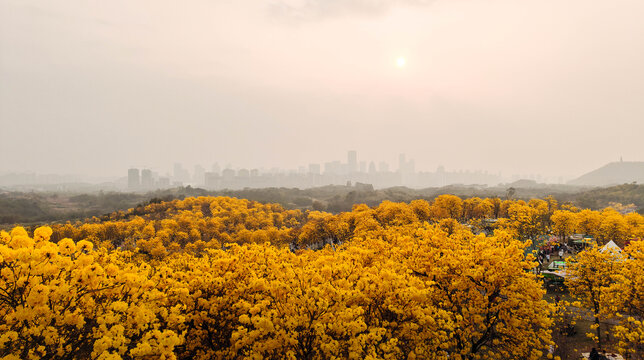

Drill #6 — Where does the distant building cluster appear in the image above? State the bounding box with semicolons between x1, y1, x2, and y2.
127;168;171;191
1;158;638;194
127;151;506;191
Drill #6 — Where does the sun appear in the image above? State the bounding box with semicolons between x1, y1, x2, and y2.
396;57;406;67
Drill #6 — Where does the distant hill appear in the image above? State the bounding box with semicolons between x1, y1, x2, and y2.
568;161;644;186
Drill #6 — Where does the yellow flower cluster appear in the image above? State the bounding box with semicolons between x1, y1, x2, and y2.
0;227;181;359
566;239;644;356
49;197;305;258
2;195;642;359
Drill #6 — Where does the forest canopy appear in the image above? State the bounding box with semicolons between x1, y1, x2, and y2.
1;195;643;359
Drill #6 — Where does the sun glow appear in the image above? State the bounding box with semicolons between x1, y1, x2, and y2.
396;57;406;67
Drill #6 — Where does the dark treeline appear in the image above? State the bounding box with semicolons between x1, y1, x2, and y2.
1;183;643;226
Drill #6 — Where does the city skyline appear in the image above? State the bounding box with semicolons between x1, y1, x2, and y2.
126;150;513;191
2;1;644;182
5;147;641;191
1;149;581;190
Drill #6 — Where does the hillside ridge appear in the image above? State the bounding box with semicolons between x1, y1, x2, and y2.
569;161;644;186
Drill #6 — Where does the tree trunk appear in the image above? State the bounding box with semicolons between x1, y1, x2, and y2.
595;316;602;349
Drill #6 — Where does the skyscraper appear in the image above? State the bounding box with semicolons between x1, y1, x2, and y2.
398;154;406;172
173;163;190;184
193;165;205;185
128;168;140;190
348;150;357;173
141;169;153;189
308;163;321;175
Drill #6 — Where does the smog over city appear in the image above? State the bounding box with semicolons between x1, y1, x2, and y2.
2;0;644;190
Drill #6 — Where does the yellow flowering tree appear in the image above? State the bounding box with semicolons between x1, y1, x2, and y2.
551;210;578;243
6;195;624;359
565;245;620;349
405;227;553;359
603;240;644;358
0;227;182;360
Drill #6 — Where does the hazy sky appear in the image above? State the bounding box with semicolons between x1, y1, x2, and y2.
1;0;643;180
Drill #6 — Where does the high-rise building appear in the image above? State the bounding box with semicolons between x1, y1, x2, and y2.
141;169;153;189
128;168;140;190
398;154;415;174
324;161;342;175
157;177;170;188
398;154;415;186
193;165;205;185
308;163;321;175
398;154;406;172
173;163;190;183
348;150;357;173
204;172;220;188
222;168;235;180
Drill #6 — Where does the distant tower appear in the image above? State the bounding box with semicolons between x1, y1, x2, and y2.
368;162;377;174
141;169;153;189
193;165;205;185
173;163;190;183
222;168;235;180
308;163;321;175
398;154;406;172
204;172;220;189
348;150;357;173
128;168;140;190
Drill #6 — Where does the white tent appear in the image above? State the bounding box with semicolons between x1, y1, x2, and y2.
600;240;622;254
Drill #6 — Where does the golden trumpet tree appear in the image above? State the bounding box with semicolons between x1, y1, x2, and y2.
0;227;182;360
603;240;644;358
597;210;630;247
575;209;602;238
404;227;553;359
551;210;578;242
430;195;463;220
565;245;620;349
11;195;642;359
